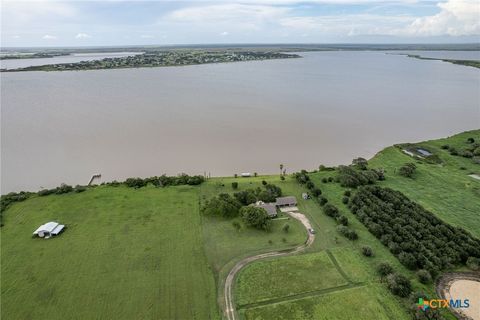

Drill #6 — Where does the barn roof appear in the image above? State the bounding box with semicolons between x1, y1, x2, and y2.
276;196;297;206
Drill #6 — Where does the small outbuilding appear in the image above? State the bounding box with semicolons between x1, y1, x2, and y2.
241;173;251;177
302;193;309;200
33;221;65;239
276;196;297;207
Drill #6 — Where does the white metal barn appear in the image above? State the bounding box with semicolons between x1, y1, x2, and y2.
33;222;65;239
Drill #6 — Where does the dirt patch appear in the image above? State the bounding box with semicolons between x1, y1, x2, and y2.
436;272;480;320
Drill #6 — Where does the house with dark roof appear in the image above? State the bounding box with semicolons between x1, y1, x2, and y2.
253;201;278;217
275;196;297;207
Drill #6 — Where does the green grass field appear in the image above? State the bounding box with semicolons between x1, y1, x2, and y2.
236;252;348;306
241;284;408;320
1;185;219;320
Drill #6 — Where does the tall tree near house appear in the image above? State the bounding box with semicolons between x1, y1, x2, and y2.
280;164;284;176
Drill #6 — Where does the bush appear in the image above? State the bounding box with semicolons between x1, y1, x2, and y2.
318;196;328;206
306;181;314;189
466;257;480;271
321;178;328;183
449;147;458;156
55;183;73;194
232;182;238;189
342;196;349;204
416;270;432;284
38;189;55;196
312;188;322;197
323;204;339;218
336;165;380;188
399;163;416;178
336;225;358;240
352;157;368;170
467;137;475;143
344;190;351;197
377;262;394;277
361;246;374;257
74;185;87;193
441;144;449;150
262;180;267;185
280;175;285;181
386;273;412;297
399;252;418;270
282;224;290;233
336;215;348;226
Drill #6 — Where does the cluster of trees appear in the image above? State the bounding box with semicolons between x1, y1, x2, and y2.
233;184;282;205
442;139;480;165
123;174;205;188
201;183;283;231
349;186;480;277
336;165;384;188
398;163;417;178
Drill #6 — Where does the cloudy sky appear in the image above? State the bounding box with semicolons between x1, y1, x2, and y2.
1;0;479;47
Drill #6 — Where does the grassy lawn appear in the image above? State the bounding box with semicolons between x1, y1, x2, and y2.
1;185;219;320
241;284;409;320
235;252;348;306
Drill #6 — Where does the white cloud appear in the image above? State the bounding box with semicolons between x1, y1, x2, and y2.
403;0;480;36
75;33;91;39
220;31;229;36
42;34;57;40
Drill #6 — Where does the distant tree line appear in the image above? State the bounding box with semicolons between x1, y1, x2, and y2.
349;185;480;278
0;191;32;226
122;174;205;188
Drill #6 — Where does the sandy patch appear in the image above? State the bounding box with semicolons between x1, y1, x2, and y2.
280;206;299;213
446;280;480;320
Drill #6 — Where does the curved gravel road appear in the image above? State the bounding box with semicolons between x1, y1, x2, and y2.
223;211;315;320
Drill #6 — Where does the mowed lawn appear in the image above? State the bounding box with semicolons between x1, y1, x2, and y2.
1;185;219;320
235;252;348;306
242;284;408;320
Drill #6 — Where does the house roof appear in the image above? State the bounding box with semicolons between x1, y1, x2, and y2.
33;221;65;235
253;201;277;217
276;196;297;206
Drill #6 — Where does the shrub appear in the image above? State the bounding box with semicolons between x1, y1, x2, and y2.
234;174;238;178
399;252;418;270
262;180;267;185
321;178;328;183
377;262;394;277
282;224;290;233
386;273;412;297
416;270;432;284
254;172;258;177
466;257;480;271
441;144;449;150
449;147;458;156
312;188;322;197
460;150;473;158
342;196;349;204
336;225;358;240
323;204;339;218
362;246;374;257
467;137;475;143
344;190;351;197
74;185;87;193
125;177;147;188
318;196;328;206
55;183;73;194
38;189;55;196
232;182;238;189
328;177;334;182
352;157;368;170
306;181;314;189
280;176;285;181
399;163;416;178
336;215;348;226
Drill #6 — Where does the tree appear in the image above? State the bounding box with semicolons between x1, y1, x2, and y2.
416;270;432;284
352;157;368;170
466;257;480;270
386;273;412;297
318;196;328;206
234;189;257;205
202;193;241;218
280;164;284;176
342;196;349;204
399;252;418;270
399;163;416;178
262;180;267;186
377;262;394;277
282;224;290;233
240;206;271;231
337;215;349;226
312;188;322;197
280;175;285;181
362;245;374;257
467;137;475;143
323;204;339;218
254;172;258;177
232;182;238;189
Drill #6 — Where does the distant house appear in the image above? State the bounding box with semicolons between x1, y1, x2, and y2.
241;173;251;177
253;201;278;218
276;196;297;207
33;222;65;238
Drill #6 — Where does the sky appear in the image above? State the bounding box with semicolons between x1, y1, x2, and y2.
1;0;479;47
